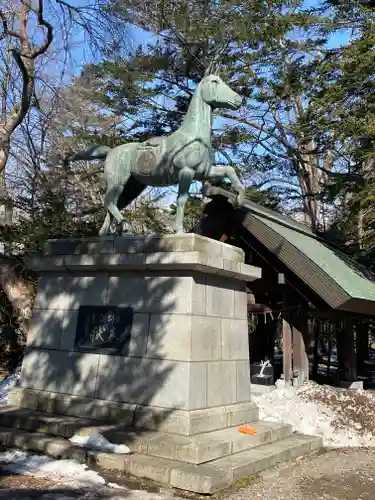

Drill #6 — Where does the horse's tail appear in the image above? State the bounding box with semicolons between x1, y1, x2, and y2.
66;145;112;163
99;212;111;236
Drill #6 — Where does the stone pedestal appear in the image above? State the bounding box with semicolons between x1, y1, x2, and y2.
13;234;261;436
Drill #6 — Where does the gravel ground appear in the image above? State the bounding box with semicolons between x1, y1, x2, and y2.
223;448;375;500
0;466;177;499
1;448;375;499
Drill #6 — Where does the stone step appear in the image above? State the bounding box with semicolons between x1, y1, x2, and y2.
166;433;323;493
0;406;293;465
121;420;293;464
0;423;322;494
0;406;99;438
0;426;87;462
212;433;323;481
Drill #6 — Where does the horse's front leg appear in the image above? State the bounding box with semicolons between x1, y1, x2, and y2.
206;165;245;207
174;167;195;233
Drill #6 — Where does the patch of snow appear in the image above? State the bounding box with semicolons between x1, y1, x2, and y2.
0;369;20;404
70;432;131;454
253;380;375;448
0;449;178;499
0;449;106;488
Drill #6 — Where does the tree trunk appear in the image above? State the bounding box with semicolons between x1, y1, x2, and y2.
0;143;14;244
0;254;34;339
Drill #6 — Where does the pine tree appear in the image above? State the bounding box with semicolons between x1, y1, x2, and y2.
74;0;338;229
309;1;375;258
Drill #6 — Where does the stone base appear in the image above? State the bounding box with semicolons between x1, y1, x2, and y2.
0;405;322;494
339;380;363;390
20;234;261;437
9;387;259;436
250;383;276;395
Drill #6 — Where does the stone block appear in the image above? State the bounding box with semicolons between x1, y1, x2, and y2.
59;310;79;351
143;275;195;315
108;274;199;315
146;314;190;361
26;255;64;272
34;274;108;310
207;361;237;407
44;237;115;255
26;309;63;349
16;388;41;410
132;402;256;436
126;313;150;357
95;356;190;409
125;454;172;484
236;360;251;402
147;434;232;464
191;274;206;316
114;235;155;254
20;349;100;399
188;363;207;409
213;434;323;481
236;263;262;281
192;254;224;275
114;234;199;255
190;316;221;361
221;318;248;360
141;407;224;436
169;463;233;494
225;401;259;427
221;259;241;278
234;281;247;319
96;355;207;410
52;393;89;417
144;250;201;267
206;275;234;318
0;427;14;446
220;243;244;262
112;234;244;264
187;406;228;435
89;451;128;471
8;387;22;407
106;273;147;309
90;401;136;424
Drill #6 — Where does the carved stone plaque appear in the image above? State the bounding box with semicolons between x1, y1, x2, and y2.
74;306;134;354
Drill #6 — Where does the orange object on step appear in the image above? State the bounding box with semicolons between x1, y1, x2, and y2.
238;426;257;435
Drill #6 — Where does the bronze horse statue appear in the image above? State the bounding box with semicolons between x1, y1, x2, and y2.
67;73;244;235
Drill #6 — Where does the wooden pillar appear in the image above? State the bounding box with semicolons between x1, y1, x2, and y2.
247;293;275;363
312;319;319;379
280;274;293;384
292;305;310;386
282;316;293;384
281;276;310;386
336;319;356;382
356;321;369;376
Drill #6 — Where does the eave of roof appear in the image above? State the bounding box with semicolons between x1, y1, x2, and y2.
204;185;375;314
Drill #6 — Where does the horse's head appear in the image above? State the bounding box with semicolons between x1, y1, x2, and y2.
200;74;243;111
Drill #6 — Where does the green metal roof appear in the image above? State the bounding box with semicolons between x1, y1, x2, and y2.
204;185;375;314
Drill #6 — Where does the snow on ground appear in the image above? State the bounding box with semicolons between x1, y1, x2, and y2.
70;432;131;454
0;370;20;404
0;450;181;499
253;379;375;448
0;449;110;488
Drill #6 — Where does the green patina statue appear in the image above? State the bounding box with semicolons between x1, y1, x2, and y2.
67;72;244;236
